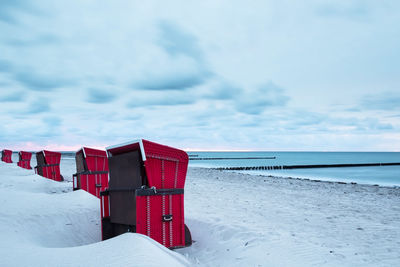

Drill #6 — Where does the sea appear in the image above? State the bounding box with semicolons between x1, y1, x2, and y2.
187;152;400;187
19;151;400;187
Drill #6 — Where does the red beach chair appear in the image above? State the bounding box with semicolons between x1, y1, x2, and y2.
100;139;192;249
1;149;13;163
17;151;32;169
73;147;109;198
34;150;63;181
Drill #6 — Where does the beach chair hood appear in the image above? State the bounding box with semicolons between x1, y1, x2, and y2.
106;139;189;189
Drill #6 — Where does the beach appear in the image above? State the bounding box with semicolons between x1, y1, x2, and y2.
2;0;399;265
179;168;400;266
1;161;399;266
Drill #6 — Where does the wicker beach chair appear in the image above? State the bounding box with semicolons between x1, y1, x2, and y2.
1;149;13;163
17;151;32;169
73;147;109;198
34;150;63;181
100;139;192;249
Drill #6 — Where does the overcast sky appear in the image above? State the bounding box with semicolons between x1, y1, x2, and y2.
0;0;399;151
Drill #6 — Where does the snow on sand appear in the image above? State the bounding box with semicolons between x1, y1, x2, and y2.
1;160;400;266
0;162;188;267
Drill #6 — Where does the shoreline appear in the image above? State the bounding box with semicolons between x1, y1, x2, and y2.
225;169;400;189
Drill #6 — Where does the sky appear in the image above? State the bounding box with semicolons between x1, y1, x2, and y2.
0;0;399;151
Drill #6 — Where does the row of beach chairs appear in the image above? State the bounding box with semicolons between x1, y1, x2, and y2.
1;139;192;249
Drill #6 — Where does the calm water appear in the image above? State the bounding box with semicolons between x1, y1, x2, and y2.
188;152;400;186
14;151;399;186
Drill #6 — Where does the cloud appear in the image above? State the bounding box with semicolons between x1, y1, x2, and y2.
0;91;25;102
372;123;394;130
127;90;195;107
135;69;209;91
6;34;61;47
86;88;117;104
203;80;241;100
345;107;361;112
158;20;204;60
124;114;142;121
0;0;36;24
0;60;13;72
28;118;62;138
134;20;211;91
24;99;51;114
43;116;62;127
315;2;370;20
0;1;398;151
1;61;73;92
290;111;325;126
234;82;290;114
321;115;395;133
0;0;24;23
14;71;74;91
360;118;394;131
361;92;400;111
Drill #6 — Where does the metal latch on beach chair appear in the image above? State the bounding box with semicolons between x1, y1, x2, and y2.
162;214;173;222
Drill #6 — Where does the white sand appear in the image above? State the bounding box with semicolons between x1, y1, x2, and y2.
0;162;188;267
179;168;400;266
1;159;399;266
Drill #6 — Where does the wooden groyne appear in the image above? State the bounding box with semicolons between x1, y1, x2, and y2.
215;162;400;171
189;157;276;160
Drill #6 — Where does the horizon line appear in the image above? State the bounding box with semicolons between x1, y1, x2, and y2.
6;149;400;153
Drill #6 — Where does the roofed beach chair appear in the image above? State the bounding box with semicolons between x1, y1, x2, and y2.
73;147;109;198
1;149;13;163
100;139;192;249
34;150;63;181
17;151;32;169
